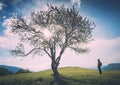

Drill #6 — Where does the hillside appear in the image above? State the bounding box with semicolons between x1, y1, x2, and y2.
102;63;120;70
0;67;13;76
0;65;22;73
0;67;120;85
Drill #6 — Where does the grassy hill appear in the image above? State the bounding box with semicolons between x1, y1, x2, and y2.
0;67;120;85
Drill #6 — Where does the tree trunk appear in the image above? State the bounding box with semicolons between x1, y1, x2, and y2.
51;63;59;77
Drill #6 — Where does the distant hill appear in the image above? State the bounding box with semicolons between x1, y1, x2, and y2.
102;63;120;70
0;65;22;73
0;67;13;76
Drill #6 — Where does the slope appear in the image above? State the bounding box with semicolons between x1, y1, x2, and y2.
0;67;120;85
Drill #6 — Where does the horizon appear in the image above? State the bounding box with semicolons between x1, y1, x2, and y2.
0;0;120;71
1;62;120;72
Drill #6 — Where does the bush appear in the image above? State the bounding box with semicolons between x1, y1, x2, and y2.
16;69;31;74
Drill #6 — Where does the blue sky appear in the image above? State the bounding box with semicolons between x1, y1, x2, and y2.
0;0;120;71
79;0;120;38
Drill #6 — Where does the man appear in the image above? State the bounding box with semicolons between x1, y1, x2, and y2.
98;59;102;74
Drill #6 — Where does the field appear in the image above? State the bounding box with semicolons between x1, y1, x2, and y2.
0;67;120;85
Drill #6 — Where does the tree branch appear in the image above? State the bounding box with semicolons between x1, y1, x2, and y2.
44;47;51;58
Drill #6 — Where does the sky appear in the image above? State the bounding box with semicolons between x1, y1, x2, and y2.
0;0;120;71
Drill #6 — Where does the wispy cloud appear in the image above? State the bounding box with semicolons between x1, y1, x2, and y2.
0;2;6;10
13;0;73;18
71;0;81;8
0;18;19;49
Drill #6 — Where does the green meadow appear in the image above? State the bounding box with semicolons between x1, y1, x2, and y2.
0;67;120;85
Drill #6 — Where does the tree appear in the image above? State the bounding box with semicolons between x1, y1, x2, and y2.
10;5;95;77
16;69;31;74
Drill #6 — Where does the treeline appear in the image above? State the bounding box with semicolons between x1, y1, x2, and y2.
0;67;31;76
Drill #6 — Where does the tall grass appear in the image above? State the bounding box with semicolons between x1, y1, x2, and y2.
0;67;120;85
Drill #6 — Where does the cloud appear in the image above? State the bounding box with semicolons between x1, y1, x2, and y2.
32;0;72;10
0;2;6;10
11;0;73;18
0;18;19;49
60;37;120;68
71;0;81;8
0;0;73;52
0;55;51;71
89;38;120;64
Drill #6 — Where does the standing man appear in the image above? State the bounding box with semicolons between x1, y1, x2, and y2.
98;59;102;74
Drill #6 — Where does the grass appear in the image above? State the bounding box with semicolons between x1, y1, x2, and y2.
0;67;120;85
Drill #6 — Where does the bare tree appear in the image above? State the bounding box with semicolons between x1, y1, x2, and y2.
10;5;95;77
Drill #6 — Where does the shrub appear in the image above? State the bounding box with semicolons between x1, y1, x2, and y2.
16;69;31;74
